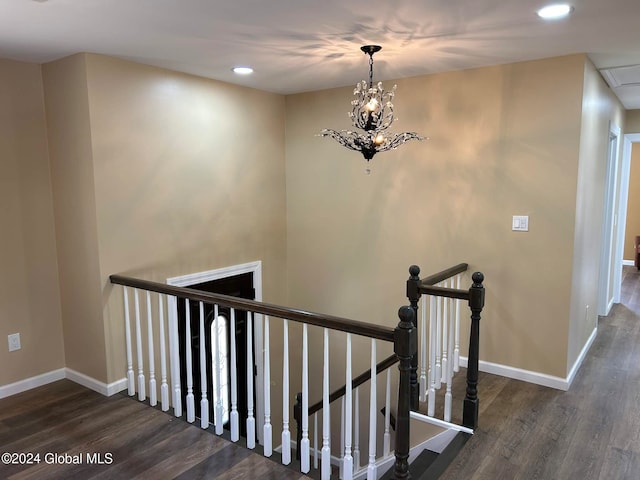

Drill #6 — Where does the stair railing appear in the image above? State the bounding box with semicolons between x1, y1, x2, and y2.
293;353;399;477
109;274;416;480
406;264;485;430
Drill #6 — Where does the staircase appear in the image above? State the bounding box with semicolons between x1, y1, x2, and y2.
109;261;485;479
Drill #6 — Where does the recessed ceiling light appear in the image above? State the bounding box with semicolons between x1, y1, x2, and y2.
537;4;573;19
232;66;254;75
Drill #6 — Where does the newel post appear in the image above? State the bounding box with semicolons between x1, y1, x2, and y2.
463;272;485;430
393;306;417;480
406;265;421;411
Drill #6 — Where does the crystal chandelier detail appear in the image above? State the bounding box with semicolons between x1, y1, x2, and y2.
320;45;423;173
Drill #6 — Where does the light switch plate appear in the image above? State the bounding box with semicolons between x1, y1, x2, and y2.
8;333;21;352
512;215;529;231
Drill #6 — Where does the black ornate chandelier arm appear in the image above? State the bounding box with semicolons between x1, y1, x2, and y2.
376;131;424;153
319;129;363;152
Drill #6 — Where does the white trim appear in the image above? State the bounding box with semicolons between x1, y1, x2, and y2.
623;259;635;266
409;411;473;435
0;368;65;399
166;261;264;443
65;368;127;396
459;357;568;390
460;327;596;391
598;122;621;316
0;368;127;399
565;327;597;388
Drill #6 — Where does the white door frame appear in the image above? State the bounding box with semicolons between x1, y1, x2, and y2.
613;133;640;302
598;123;620;316
166;260;264;444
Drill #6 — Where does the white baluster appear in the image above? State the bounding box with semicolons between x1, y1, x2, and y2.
441;279;448;384
428;295;436;417
230;308;239;441
343;333;353;480
246;312;256;449
168;295;182;417
199;302;209;429
321;328;331;480
122;287;135;396
340;397;345;480
282;319;291;464
435;290;442;389
263;315;272;456
454;274;461;372
301;323;310;472
158;294;169;411
383;369;391;457
185;299;195;423
314;412;319;469
134;289;145;401
354;386;360;472
445;293;455;422
419;295;427;403
368;339;378;480
146;292;157;406
214;305;223;435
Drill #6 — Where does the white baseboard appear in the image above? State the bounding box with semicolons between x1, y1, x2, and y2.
459;357;568;390
565;327;597;388
623;259;634;266
0;368;127;399
65;368;127;396
459;327;597;391
0;368;65;399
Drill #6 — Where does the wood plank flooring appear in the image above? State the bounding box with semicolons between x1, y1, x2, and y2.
0;380;311;479
439;266;640;480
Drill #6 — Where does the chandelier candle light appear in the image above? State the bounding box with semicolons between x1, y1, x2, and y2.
320;45;423;174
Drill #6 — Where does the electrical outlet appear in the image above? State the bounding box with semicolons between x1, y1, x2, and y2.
8;333;21;352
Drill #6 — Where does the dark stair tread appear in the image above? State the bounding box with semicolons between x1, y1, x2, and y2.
379;431;470;480
415;431;471;480
378;449;438;480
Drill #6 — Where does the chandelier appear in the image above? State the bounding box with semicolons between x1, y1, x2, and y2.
320;45;423;173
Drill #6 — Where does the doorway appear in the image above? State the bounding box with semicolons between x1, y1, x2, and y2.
614;134;640;303
176;272;255;435
167;261;264;442
598;123;620;316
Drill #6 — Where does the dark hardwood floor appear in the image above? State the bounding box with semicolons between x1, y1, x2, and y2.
439;265;640;480
0;380;311;479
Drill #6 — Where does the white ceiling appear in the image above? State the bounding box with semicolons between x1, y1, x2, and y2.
2;0;640;108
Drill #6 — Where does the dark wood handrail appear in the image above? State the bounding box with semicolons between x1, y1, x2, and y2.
110;274;395;342
420;262;468;286
418;285;470;301
307;353;399;416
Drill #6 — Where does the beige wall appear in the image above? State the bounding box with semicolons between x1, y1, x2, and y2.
625;110;640;133
41;54;289;386
0;59;65;385
624;110;640;261
624;147;640;260
42;55;108;381
568;59;625;372
286;55;590;379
